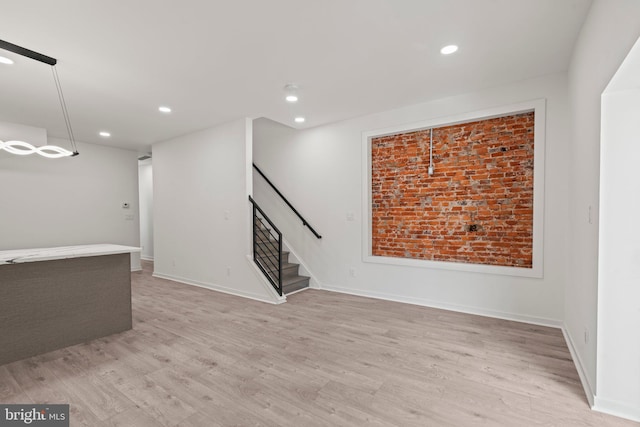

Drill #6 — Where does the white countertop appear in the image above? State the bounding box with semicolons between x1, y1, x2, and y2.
0;244;141;265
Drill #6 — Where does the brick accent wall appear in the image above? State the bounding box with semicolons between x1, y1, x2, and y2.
371;111;534;268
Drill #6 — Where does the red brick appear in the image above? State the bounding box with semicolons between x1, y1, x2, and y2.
371;111;534;268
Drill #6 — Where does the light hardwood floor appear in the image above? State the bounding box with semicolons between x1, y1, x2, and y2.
1;261;636;426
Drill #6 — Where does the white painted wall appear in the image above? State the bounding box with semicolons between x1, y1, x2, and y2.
596;44;640;420
565;0;640;408
0;136;141;270
0;121;46;146
254;72;569;326
153;118;279;303
138;159;154;260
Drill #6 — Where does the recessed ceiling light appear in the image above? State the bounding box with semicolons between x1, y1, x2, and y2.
99;131;111;137
294;117;305;123
440;45;458;55
285;95;298;103
158;106;172;113
0;56;14;65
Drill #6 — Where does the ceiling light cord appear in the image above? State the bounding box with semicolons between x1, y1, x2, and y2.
0;38;79;158
52;66;79;156
428;128;434;176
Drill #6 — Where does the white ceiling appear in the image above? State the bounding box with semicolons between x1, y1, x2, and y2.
0;0;592;153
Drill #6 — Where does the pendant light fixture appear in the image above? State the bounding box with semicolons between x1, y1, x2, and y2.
0;39;79;158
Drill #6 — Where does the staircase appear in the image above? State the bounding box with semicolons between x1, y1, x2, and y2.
249;165;320;298
255;238;310;294
250;196;310;296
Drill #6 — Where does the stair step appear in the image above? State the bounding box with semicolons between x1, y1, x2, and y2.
254;236;278;245
262;261;298;278
254;246;289;262
282;274;310;294
252;218;308;295
254;242;287;255
255;228;272;237
255;255;299;278
255;245;279;257
254;228;276;237
254;258;309;294
255;234;274;240
281;262;299;278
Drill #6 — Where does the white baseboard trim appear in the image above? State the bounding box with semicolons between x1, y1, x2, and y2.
141;256;154;261
152;271;283;305
320;283;563;328
562;326;595;408
131;266;142;272
563;328;640;422
594;396;640;423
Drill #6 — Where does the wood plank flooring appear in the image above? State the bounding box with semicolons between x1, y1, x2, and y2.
1;261;636;426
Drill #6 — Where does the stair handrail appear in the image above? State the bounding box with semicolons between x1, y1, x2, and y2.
249;195;283;296
253;163;322;239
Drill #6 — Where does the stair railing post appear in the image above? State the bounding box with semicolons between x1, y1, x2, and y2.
252;203;257;262
278;232;283;296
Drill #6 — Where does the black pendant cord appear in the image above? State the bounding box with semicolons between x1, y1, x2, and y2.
51;66;78;155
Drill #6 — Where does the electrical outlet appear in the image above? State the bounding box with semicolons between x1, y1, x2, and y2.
224;210;230;220
584;328;589;344
346;212;355;221
349;267;356;277
588;205;593;224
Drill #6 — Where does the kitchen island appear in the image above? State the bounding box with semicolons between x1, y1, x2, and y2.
0;244;140;365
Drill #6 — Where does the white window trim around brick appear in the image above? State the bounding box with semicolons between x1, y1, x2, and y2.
361;98;546;278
